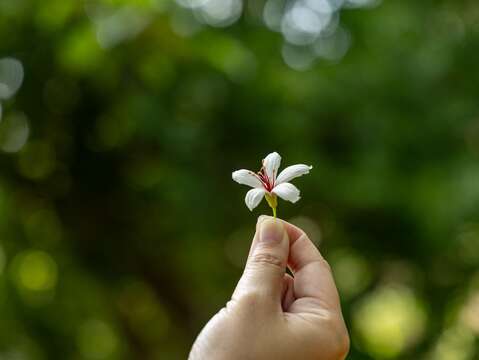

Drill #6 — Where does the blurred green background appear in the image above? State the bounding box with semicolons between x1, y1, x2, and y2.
1;0;479;358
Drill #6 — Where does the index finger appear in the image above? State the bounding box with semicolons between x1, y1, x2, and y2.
281;219;341;310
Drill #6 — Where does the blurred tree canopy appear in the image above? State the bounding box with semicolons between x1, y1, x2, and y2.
0;0;479;358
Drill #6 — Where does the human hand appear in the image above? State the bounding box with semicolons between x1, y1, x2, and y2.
189;216;350;360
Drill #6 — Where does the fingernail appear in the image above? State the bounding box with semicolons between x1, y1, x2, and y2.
257;215;269;225
259;219;284;244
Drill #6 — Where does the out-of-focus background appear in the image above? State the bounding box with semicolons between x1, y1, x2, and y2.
1;0;479;358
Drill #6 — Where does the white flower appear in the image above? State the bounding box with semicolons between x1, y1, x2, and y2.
232;152;312;212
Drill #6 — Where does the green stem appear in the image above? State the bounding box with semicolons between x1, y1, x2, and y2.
265;193;278;219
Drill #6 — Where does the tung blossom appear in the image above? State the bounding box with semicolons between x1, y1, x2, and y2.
232;152;312;217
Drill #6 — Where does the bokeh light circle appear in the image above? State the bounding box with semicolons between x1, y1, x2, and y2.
0;58;24;100
282;4;327;45
195;0;243;27
0;112;29;153
353;285;427;358
13;250;58;292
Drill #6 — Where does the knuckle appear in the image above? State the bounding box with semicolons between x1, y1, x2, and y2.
341;333;351;358
249;252;284;269
321;257;332;270
333;329;350;359
309;311;349;359
235;292;263;315
335;333;350;359
327;317;350;359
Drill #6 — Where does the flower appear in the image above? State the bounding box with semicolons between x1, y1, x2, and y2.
232;152;312;216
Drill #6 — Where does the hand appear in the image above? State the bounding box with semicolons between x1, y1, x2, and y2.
189;216;350;360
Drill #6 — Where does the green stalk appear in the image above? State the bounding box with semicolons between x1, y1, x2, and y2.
265;193;278;219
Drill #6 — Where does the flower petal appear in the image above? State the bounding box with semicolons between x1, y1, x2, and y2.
276;164;313;185
245;188;266;211
272;182;301;203
263;152;281;181
232;169;263;188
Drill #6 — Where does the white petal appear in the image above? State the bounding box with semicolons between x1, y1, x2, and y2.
272;182;301;203
263;152;281;181
245;188;266;211
232;169;263;188
276;164;313;184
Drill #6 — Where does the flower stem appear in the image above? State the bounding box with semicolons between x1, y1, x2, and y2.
265;193;278;219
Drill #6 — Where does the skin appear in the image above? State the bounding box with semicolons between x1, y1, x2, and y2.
189;216;350;360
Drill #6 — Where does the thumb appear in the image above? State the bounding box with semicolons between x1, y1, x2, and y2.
232;217;289;305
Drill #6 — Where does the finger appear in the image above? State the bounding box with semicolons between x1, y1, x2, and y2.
281;220;341;310
232;217;289;305
245;215;269;259
281;273;295;311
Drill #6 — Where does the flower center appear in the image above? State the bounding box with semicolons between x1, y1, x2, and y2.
257;167;274;192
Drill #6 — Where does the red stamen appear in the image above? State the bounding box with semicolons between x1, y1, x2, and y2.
257;167;274;192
